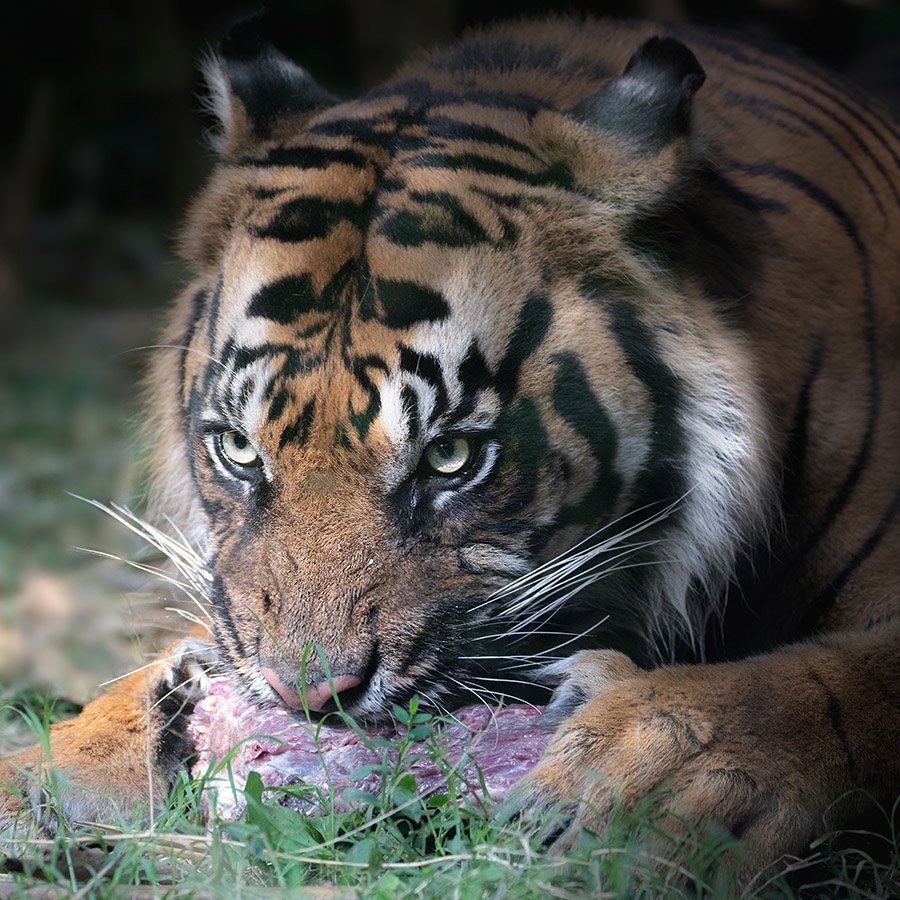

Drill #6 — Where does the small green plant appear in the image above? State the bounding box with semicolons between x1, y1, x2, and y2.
2;693;899;898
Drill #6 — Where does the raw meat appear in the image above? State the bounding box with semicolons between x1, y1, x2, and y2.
189;679;549;820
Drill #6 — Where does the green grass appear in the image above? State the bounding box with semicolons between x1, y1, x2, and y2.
2;691;899;899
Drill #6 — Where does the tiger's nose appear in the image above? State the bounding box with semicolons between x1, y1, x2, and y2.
260;666;362;711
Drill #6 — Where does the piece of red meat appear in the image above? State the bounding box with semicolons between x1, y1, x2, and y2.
189;679;549;819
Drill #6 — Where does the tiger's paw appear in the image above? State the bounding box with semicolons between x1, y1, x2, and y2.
0;636;216;835
158;637;216;711
504;651;814;866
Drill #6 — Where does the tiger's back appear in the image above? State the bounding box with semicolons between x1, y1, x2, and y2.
669;23;900;650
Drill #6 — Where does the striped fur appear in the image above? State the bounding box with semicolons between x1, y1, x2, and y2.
3;18;899;863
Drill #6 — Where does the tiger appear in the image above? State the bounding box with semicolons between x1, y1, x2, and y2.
2;13;899;868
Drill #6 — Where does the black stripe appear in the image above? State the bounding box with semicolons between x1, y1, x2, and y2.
247;274;328;324
221;341;326;382
552;351;622;524
267;387;289;423
244;145;370;170
470;186;527;210
213;628;235;673
424;116;539;157
687;27;900;152
495;293;553;403
204;337;234;396
309;117;427;152
279;397;317;449
411;152;573;190
496;397;552;515
781;343;824;512
725;91;886;216
346;355;388;441
398;345;449;424
401;384;421;441
206;275;223;354
457;341;493;397
800;485;900;634
210;575;248;661
236;376;257;412
153;680;200;778
691;31;900;200
724;71;900;209
445;394;478;427
378;194;493;248
808;668;858;783
603;293;687;513
722;91;807;137
697;162;788;215
251;186;294;200
732;163;879;572
179;288;209;412
194;487;225;523
251;195;365;243
376;279;450;328
349;392;381;440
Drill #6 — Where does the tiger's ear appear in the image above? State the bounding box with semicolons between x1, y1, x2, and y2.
553;36;706;209
570;36;705;151
203;13;337;159
179;16;337;267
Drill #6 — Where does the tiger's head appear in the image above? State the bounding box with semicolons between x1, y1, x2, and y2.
148;19;774;720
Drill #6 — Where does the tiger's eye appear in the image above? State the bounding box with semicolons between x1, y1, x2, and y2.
219;431;261;467
425;437;472;475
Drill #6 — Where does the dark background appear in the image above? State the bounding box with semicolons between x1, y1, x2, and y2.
0;0;898;710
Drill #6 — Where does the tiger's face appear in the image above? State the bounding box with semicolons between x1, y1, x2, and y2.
154;28;774;719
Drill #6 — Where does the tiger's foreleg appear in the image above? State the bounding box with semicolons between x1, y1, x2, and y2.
507;630;900;866
0;630;214;833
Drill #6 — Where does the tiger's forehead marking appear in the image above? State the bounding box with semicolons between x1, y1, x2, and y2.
182;76;654;469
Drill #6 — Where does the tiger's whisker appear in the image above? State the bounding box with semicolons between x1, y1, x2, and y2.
119;343;228;370
497;555;673;639
444;675;499;721
73;547;203;597
99;654;185;687
71;496;210;587
478;495;686;610
164;607;214;633
468;680;544;713
495;534;665;613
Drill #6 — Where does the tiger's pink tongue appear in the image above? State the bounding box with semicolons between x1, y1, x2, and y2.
260;666;361;711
